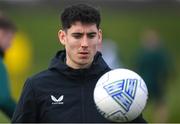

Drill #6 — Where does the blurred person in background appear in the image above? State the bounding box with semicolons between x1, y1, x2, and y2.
135;29;171;122
12;4;146;123
98;38;123;69
0;12;16;119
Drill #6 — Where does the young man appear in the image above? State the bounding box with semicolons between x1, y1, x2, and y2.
12;4;146;122
0;13;16;119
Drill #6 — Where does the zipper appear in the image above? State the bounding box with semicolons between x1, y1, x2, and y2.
81;70;86;122
81;85;85;122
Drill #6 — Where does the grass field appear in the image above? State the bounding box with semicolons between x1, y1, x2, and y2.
0;112;9;122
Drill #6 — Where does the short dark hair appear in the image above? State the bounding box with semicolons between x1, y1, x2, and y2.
61;4;101;30
0;13;16;32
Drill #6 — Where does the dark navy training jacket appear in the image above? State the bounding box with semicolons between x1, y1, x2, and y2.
12;50;146;123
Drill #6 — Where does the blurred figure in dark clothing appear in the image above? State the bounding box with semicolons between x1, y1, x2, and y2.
135;29;171;122
0;12;16;119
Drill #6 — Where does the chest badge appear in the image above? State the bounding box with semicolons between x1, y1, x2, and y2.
51;95;64;104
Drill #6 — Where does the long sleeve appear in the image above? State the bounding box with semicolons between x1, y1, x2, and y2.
12;78;38;122
0;59;16;118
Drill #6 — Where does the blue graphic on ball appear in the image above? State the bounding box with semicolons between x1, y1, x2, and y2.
103;79;138;112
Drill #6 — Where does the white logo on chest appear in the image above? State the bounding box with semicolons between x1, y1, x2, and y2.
51;95;64;104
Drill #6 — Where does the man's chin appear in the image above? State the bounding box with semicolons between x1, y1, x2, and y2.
77;61;91;68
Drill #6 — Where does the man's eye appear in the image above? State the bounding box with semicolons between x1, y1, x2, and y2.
73;35;82;39
88;35;95;39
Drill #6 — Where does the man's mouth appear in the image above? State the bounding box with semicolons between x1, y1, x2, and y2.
78;52;89;58
79;52;89;54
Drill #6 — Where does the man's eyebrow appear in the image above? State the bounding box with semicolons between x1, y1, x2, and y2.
71;32;97;36
87;32;97;35
71;32;83;35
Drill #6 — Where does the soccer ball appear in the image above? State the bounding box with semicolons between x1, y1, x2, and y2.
93;68;148;122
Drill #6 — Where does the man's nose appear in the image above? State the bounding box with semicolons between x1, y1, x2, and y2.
81;36;88;48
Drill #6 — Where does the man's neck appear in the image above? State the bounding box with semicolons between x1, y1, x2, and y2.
0;48;4;58
66;59;91;69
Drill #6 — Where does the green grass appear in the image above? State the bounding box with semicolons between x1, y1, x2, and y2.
0;111;10;122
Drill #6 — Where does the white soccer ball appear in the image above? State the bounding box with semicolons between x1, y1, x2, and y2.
93;68;148;122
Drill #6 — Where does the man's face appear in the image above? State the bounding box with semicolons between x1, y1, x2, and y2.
59;21;102;69
0;29;14;51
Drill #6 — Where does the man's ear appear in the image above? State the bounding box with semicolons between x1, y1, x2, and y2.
98;29;102;44
58;30;66;45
